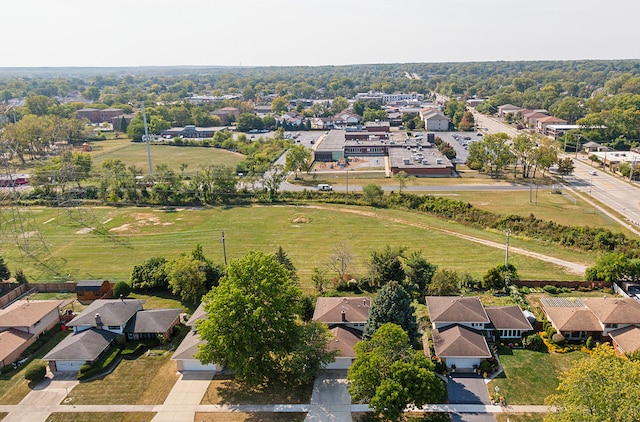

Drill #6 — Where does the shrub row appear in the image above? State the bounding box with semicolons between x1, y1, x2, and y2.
78;347;121;381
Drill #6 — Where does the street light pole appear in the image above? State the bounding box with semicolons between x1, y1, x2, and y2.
345;170;349;203
505;229;511;267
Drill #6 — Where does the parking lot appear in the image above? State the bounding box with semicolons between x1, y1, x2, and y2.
436;131;486;164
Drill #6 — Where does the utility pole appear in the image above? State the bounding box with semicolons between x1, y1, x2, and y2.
505;229;511;267
345;170;349;203
221;230;227;266
141;101;153;176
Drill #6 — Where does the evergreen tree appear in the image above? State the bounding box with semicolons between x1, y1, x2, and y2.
363;282;420;347
274;246;299;282
0;256;10;281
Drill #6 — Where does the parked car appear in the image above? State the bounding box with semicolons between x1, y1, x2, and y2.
590;170;597;176
317;184;333;191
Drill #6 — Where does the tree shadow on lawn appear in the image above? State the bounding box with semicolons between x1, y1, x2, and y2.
203;374;313;405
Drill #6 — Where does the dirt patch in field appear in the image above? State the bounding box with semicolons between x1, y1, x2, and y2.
109;213;174;233
76;227;94;234
291;216;309;224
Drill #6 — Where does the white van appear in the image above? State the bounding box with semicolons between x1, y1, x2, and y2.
317;184;333;191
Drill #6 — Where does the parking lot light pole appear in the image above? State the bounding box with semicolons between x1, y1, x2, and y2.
505;229;511;267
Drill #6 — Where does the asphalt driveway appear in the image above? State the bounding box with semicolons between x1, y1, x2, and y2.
448;373;496;422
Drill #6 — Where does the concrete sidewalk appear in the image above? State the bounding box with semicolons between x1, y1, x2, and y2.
151;370;215;422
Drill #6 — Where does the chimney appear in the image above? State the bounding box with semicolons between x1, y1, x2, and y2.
95;313;103;328
341;310;346;322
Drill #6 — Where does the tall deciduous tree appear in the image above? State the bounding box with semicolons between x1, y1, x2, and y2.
403;251;438;303
546;343;640;422
365;245;407;289
427;268;462;296
285;144;311;179
166;254;209;304
363;282;420;347
196;251;334;386
348;323;446;422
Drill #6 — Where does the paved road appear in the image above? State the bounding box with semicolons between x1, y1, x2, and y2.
564;156;640;232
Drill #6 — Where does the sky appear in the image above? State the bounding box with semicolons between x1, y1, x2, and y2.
2;0;640;68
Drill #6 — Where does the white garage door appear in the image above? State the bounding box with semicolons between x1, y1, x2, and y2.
447;358;480;370
180;359;219;372
54;360;83;372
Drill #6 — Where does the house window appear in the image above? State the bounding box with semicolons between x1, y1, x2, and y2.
107;325;120;330
605;324;618;329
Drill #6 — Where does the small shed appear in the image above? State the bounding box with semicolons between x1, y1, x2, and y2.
76;280;111;303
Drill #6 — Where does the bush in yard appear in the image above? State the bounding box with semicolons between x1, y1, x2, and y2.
585;336;595;350
24;362;47;383
543;285;558;294
478;359;496;375
112;281;131;298
524;333;545;352
552;333;566;346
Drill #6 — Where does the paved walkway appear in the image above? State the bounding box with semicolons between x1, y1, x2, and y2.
151;370;215;422
305;370;351;422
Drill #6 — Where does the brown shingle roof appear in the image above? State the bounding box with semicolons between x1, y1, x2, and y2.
328;325;362;357
583;297;640;324
0;329;33;363
485;306;533;331
543;307;602;332
537;116;567;123
312;297;371;324
0;300;63;328
426;296;490;324
432;325;491;358
609;325;640;354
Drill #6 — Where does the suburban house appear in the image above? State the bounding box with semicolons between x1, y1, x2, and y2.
541;297;640;354
312;296;371;369
44;299;181;372
76;279;111;303
0;300;66;368
426;296;533;370
333;110;361;127
420;108;449;131
172;302;221;372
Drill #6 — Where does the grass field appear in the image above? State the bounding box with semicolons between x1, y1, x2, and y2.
66;353;178;405
201;374;313;405
47;413;156;422
495;414;545;422
488;349;586;405
1;204;596;287
89;138;245;173
195;413;307;421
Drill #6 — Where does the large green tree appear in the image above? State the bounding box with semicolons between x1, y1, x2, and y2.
348;323;446;421
546;344;640;422
403;251;438;302
285;144;312;179
195;251;334;386
363;282;420;347
365;245;406;289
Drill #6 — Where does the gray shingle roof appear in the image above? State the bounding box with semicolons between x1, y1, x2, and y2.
124;309;181;334
44;328;118;361
67;299;143;328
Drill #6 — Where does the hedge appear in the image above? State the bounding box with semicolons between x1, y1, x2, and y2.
77;347;121;380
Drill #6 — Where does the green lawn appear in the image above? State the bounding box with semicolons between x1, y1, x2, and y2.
495;414;545;422
196;413;307;422
488;349;586;405
89;138;245;174
3;204;594;288
47;413;156;422
201;374;313;405
66;353;178;405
